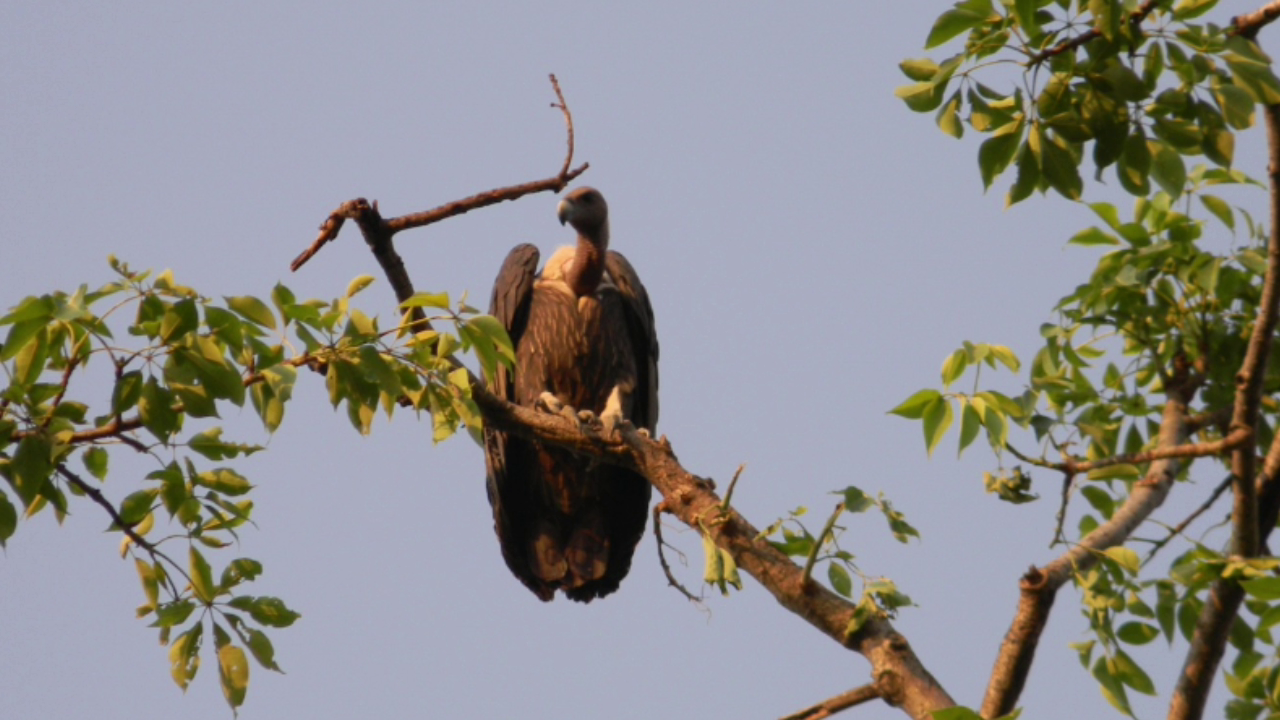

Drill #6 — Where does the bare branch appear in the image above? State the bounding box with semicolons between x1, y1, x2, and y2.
802;502;845;590
780;683;882;720
290;75;586;273
1143;474;1234;564
653;500;704;604
982;393;1190;718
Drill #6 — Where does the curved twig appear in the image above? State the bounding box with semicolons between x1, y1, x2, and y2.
290;75;587;273
780;683;882;720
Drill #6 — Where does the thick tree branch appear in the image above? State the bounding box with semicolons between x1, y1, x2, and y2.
1234;0;1280;39
981;393;1190;718
290;74;586;273
780;683;882;720
471;392;954;719
1168;101;1280;720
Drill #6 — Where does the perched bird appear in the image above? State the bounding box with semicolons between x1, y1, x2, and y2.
483;186;659;602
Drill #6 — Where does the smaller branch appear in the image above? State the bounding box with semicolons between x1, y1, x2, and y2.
549;73;574;178
780;683;882;720
1050;470;1075;546
1005;427;1248;476
57;465;154;552
802;502;845;590
720;463;746;511
1234;0;1280;39
1028;0;1161;65
653;500;703;604
40;356;80;428
1143;474;1234;564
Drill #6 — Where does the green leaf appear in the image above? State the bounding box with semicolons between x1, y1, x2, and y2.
225;296;277;331
0;491;17;548
1012;0;1040;34
111;370;144;415
188;427;262;461
890;389;941;419
1213;83;1256;130
940;349;968;388
1117;130;1152;196
190;546;216;603
1117;621;1160;645
936;91;964;138
842;486;875;513
11;434;53;506
400;292;450;310
926;0;994;49
1226;55;1280;105
1036;129;1082;200
922;396;954;458
1;316;49;363
828;563;853;597
242;627;281;672
958;400;982;457
221;558;264;588
152;599;197;628
896;81;949;113
978;127;1023;190
1242;577;1280;600
1149;140;1187;197
1090;0;1119;41
1113;649;1155;695
160;298;199;343
1173;0;1218;20
345;275;375;298
195;467;253;496
931;709;985;720
82;446;108;481
1006;140;1040;207
117;488;156;527
237;596;301;628
1069;227;1121;246
1105;546;1141;576
139;375;180;442
1092;654;1133;716
218;643;249;711
1202;127;1234;168
168;622;203;691
1199;195;1235;231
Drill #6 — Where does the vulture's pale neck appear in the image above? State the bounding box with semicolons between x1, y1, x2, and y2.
567;222;609;297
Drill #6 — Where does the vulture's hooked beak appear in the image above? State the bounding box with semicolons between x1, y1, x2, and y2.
556;198;573;226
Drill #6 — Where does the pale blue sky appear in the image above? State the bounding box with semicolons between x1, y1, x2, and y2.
2;3;1274;719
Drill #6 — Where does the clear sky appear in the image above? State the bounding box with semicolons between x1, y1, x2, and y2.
2;3;1274;719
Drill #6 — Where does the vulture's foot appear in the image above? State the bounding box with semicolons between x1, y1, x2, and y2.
598;405;625;438
536;392;587;426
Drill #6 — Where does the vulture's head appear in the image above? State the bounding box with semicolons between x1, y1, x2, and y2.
557;186;609;244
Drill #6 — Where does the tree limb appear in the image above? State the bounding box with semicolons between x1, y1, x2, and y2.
1167;101;1280;720
1234;0;1280;39
981;392;1190;718
1005;427;1248;476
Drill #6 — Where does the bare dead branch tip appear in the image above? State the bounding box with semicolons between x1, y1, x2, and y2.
780;683;882;720
289;75;588;273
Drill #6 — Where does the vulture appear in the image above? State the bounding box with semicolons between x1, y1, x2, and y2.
483;186;659;602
